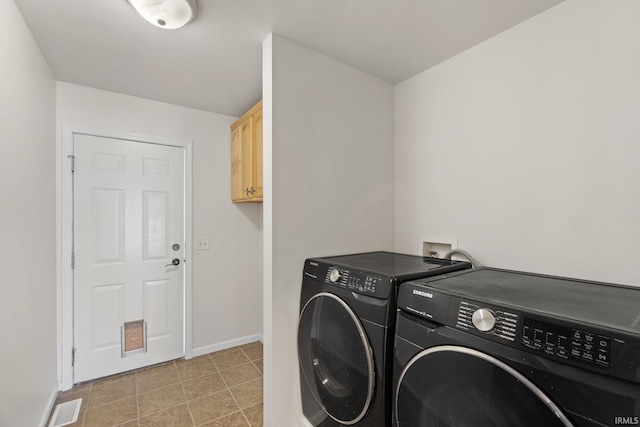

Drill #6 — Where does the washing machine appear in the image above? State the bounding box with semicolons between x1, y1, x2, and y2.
298;251;472;427
393;267;640;427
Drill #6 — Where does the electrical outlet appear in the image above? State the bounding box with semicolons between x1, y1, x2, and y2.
196;237;210;251
422;237;458;259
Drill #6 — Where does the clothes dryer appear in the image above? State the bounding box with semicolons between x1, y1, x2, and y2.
393;268;640;427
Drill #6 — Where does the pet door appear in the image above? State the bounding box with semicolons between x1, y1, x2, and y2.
121;320;147;357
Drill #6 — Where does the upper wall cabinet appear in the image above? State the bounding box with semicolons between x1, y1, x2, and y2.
231;100;263;203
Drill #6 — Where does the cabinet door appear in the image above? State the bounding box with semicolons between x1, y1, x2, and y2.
240;118;254;198
230;126;244;201
252;108;263;199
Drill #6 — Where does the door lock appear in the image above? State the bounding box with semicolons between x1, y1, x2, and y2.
165;258;180;267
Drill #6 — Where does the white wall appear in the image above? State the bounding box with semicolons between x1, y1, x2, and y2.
263;34;395;426
56;83;263;355
0;1;57;426
395;0;640;286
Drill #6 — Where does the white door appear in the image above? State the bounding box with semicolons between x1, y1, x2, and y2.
73;133;185;383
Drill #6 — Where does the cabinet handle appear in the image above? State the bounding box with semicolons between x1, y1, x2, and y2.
245;188;250;195
250;187;255;194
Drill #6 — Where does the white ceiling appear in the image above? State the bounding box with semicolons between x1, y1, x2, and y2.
15;0;563;117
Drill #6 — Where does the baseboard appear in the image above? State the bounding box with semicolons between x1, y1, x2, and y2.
38;384;59;427
190;333;263;358
299;414;313;427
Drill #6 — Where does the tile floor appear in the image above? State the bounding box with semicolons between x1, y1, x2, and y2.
48;341;263;427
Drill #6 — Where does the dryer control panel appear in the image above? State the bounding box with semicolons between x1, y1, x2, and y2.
398;283;640;382
398;270;640;384
452;300;624;376
456;300;519;343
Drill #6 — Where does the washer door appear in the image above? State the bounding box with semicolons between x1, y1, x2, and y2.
298;292;375;425
395;345;574;427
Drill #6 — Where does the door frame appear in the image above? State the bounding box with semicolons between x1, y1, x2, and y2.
59;125;193;391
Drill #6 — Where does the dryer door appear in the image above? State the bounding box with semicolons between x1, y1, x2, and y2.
298;292;375;425
395;345;574;427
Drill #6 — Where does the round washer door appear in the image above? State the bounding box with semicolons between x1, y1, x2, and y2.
298;292;375;425
395;345;574;427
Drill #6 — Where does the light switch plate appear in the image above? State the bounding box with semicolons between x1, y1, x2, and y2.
196;237;210;251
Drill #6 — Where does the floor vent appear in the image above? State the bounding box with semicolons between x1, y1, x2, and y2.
49;398;82;427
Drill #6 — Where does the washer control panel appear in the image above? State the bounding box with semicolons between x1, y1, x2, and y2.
522;318;611;368
324;267;387;298
456;301;518;342
397;278;640;383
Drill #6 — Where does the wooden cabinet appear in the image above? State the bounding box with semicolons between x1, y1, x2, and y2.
231;100;263;203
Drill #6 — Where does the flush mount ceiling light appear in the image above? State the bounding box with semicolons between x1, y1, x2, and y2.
128;0;197;30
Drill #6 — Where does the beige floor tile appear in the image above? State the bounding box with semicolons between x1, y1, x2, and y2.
188;389;240;425
48;348;264;427
89;375;137;407
184;353;214;362
210;346;237;355
230;378;263;410
219;362;261;387
176;357;218;381
83;396;138;427
136;362;180;393
201;411;250;427
240;343;263;361
182;372;226;401
211;349;250;370
138;383;187;417
93;371;136;385
239;341;260;349
61;382;92;395
243;403;263;427
252;359;263;374
139;404;194;427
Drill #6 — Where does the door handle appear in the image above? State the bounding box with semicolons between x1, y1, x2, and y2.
165;258;180;267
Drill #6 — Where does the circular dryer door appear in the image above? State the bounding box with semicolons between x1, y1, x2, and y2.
395;345;574;427
298;292;375;425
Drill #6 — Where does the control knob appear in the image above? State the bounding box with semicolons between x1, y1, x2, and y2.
472;308;496;332
329;269;341;283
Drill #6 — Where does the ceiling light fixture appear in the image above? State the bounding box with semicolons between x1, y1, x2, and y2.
128;0;197;30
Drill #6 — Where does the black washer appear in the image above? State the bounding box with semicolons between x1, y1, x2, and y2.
298;251;471;427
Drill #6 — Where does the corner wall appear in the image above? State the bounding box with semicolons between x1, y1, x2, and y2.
263;34;395;426
56;83;263;356
395;0;640;286
0;1;57;425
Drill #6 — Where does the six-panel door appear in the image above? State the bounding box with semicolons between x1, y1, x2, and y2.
73;134;185;383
